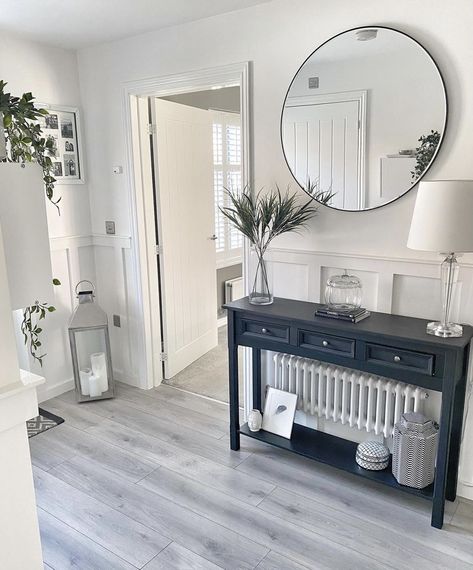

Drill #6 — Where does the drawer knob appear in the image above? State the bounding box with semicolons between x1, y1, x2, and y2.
261;328;268;334
393;355;402;363
322;340;329;347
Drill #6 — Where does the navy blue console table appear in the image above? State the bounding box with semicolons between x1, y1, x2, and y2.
225;296;473;528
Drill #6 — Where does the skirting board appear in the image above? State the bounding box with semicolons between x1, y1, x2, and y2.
458;482;473;502
37;377;74;404
37;370;141;403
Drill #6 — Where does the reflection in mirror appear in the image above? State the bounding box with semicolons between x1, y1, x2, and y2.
281;27;447;211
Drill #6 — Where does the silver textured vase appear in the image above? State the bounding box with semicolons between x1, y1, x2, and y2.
248;409;263;432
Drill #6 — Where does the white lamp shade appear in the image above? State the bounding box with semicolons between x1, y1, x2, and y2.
407;180;473;253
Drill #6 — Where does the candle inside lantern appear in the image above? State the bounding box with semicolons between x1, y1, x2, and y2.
91;352;108;392
88;374;102;398
79;368;92;396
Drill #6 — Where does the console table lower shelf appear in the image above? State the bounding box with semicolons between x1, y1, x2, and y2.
240;422;434;500
225;296;473;528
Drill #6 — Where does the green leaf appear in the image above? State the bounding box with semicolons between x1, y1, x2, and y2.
47;306;56;312
52;278;61;286
3;114;12;127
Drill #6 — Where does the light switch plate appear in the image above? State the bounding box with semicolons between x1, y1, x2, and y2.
105;221;116;235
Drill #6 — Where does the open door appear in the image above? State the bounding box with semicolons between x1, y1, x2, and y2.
283;97;363;209
151;98;218;378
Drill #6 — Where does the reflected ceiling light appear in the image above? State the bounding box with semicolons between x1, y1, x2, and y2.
211;85;225;90
355;29;378;41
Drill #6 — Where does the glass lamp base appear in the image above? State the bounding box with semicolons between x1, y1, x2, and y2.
426;321;463;338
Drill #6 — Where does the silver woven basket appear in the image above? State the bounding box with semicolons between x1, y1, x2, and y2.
392;412;438;489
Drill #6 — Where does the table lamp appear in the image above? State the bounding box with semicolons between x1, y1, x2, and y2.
407;180;473;337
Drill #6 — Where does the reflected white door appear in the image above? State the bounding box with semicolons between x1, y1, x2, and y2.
283;99;361;209
152;98;217;378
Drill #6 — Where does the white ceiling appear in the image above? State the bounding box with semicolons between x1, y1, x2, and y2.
0;0;271;49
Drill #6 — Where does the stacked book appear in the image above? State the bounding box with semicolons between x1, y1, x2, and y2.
315;306;371;323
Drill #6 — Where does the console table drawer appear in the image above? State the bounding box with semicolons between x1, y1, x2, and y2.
298;329;355;358
238;318;290;343
365;343;435;375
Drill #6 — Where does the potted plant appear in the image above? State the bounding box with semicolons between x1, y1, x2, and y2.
411;130;441;181
220;183;332;305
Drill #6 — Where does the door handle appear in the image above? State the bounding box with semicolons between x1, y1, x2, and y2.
208;234;218;241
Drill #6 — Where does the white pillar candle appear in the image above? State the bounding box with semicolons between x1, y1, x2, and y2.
91;352;108;392
88;374;102;398
79;368;92;396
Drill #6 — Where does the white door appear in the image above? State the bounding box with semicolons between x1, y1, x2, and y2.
152;98;218;378
283;99;361;209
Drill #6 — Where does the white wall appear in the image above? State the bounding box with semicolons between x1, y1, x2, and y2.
0;31;95;400
76;0;473;495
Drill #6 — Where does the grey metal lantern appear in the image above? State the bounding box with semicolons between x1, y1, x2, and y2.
68;280;115;402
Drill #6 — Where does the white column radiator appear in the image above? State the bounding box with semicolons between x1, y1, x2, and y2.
272;353;428;437
225;276;244;304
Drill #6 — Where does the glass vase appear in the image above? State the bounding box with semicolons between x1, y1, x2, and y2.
249;248;273;305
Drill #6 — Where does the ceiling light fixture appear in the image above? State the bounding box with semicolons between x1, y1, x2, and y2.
355;29;378;41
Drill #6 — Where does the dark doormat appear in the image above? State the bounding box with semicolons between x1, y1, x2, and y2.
27;408;64;438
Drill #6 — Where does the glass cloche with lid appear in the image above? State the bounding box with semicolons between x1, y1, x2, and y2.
324;271;362;311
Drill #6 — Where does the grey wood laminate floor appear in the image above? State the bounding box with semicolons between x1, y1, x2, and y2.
31;383;473;570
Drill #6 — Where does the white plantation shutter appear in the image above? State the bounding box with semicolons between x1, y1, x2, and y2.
212;112;243;262
214;170;225;252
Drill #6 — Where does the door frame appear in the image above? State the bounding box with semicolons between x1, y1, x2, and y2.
285;90;367;209
122;62;252;410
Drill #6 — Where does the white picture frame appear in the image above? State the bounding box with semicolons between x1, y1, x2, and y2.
36;104;85;184
262;387;297;439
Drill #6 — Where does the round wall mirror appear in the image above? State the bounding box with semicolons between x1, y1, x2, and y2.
281;26;447;211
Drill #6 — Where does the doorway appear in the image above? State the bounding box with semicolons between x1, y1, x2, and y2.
126;63;250;408
282;90;366;209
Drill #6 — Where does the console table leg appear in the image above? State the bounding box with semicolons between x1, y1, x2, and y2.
446;375;467;502
431;380;455;529
252;348;262;411
227;311;240;451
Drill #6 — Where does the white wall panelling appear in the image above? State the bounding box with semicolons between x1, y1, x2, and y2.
29;234;134;402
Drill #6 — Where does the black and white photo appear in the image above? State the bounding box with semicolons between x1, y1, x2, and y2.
52;162;63;177
63;153;76;176
46;134;58;158
44;114;58;129
262;388;298;439
60;118;74;138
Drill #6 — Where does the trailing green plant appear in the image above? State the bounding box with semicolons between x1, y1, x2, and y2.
0;80;61;209
411;130;441;181
0;80;62;365
20;279;61;366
